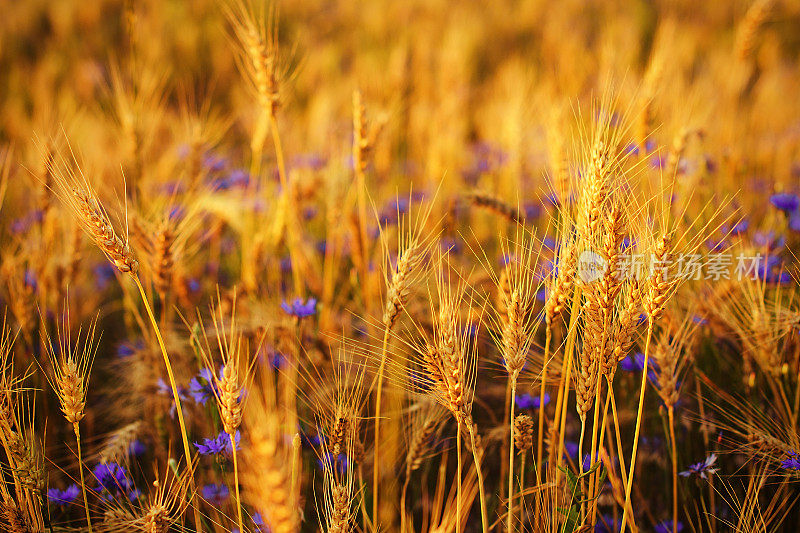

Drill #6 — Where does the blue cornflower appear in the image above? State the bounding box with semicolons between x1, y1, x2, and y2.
780;450;800;470
621;236;635;251
195;430;241;456
543;192;560;206
650;155;666;169
679;453;718;479
24;270;37;291
201;483;230;505
408;369;434;392
514;393;535;409
93;462;130;493
564;441;579;459
281;297;317;318
620;352;646;372
706;238;730;252
203;153;228;172
500;253;516;266
769;193;800;213
167;205;186;221
378;197;410;225
790;211;800;233
157;378;189;419
725;219;749;235
129;440;147;457
536;288;548;302
116;339;143;358
94;262;116;290
291;152;326;171
257;348;285;370
318;452;349;475
524;202;541;219
47;484;80;506
655;520;684;533
189;368;218;405
595;513;619;532
156;378;189;401
253;512;269;532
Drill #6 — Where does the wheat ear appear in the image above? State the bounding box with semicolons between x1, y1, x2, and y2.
619;233;673;533
44;315;97;533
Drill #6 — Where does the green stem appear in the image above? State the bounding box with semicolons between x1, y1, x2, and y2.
400;476;410;533
269;114;304;298
619;319;655;533
668;407;678;533
508;373;518;533
456;417;462;533
467;422;488;533
518;450;527;528
74;423;92;533
537;325;551;484
134;277;200;530
230;432;244;533
372;326;391;527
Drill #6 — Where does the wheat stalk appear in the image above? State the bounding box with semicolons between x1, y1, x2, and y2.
43;312;98;533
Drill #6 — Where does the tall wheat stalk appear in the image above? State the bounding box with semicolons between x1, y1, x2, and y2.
619;233;672;533
49;148;202;529
372;200;431;523
43;313;97;533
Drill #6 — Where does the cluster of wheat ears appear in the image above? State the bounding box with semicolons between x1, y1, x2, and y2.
1;0;800;531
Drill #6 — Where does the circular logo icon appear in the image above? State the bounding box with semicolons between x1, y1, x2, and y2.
578;250;606;284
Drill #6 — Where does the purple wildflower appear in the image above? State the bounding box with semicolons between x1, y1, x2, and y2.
706;238;729;252
189;368;218;405
194;430;241;456
203;153;227;172
281;297;317;318
679;453;718;479
253;513;268;532
156;378;189;419
536;288;547;302
318;452;349;475
116;339;143;359
201;483;230;505
129;440;147;457
93;462;130;493
24;270;37;291
724;219;749;235
790;211;800;233
564;441;579;459
769;193;800;213
780;450;800;470
47;484;80;506
523;202;541;219
94;262;116;290
595;513;619;532
514;393;535;409
655;520;684;533
650;155;666;169
620;352;646;372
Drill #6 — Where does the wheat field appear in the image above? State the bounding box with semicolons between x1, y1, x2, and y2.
0;0;799;532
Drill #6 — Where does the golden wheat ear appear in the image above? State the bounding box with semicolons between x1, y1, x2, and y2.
44;139;139;276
